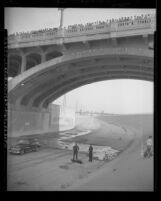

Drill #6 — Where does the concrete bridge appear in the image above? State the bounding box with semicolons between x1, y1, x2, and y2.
7;14;155;136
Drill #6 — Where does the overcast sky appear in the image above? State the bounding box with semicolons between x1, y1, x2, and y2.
5;8;155;114
5;8;155;34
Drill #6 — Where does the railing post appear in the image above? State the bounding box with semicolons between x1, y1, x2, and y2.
110;21;118;32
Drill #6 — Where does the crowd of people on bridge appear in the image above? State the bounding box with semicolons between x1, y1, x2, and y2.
8;27;59;39
8;13;154;40
66;13;153;30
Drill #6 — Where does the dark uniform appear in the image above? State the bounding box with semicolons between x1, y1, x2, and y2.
73;144;79;160
89;145;93;162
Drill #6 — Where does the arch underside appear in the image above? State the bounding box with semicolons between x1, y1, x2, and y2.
8;53;154;109
8;49;64;77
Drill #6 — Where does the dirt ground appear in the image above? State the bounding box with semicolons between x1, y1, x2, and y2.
7;114;153;191
68;114;153;191
64;117;134;150
7;148;107;191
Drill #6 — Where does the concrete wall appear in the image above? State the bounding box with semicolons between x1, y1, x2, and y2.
58;105;76;131
96;114;153;140
8;104;76;138
48;104;60;132
8;105;51;137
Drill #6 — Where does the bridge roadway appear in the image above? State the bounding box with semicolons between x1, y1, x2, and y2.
8;14;155;49
8;14;155;78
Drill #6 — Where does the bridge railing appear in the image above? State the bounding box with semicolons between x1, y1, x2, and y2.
8;14;156;45
116;17;154;31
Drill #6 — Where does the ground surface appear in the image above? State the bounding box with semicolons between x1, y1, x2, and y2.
7;114;153;191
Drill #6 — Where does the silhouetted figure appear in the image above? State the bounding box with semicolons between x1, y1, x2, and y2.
89;145;93;162
73;143;79;161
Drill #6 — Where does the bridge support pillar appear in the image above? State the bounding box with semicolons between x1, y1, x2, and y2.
60;43;67;52
21;55;26;73
41;53;46;63
83;41;90;49
142;34;148;45
111;38;117;47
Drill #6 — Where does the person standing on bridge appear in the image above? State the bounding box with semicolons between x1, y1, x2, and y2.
73;143;79;161
89;144;93;162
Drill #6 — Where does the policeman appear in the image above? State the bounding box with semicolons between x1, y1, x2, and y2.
73;143;79;161
89;144;93;162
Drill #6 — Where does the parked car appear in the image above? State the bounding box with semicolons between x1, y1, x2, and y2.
9;138;41;155
28;138;41;147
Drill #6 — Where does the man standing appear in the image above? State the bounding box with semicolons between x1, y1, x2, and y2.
144;136;153;158
89;144;93;162
73;143;79;161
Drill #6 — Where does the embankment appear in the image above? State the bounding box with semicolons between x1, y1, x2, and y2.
68;114;153;191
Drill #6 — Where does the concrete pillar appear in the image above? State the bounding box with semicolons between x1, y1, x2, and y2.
41;53;46;63
60;43;66;52
58;8;65;37
59;8;64;29
18;62;21;75
142;34;148;45
83;41;90;49
21;55;26;73
111;38;117;47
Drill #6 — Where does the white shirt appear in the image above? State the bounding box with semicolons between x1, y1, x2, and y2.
146;138;153;146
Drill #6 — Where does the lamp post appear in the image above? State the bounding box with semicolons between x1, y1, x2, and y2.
59;8;66;104
58;8;65;29
58;8;65;38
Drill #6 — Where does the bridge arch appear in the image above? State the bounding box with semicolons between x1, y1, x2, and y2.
39;70;153;108
8;54;22;77
26;53;42;70
8;47;153;109
45;51;63;61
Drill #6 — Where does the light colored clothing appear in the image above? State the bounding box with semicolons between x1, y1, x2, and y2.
146;138;153;146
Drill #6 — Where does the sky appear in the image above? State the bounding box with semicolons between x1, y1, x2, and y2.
5;8;155;34
5;8;155;114
54;80;153;114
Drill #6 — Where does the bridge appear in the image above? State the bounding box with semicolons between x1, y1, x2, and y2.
7;14;155;136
